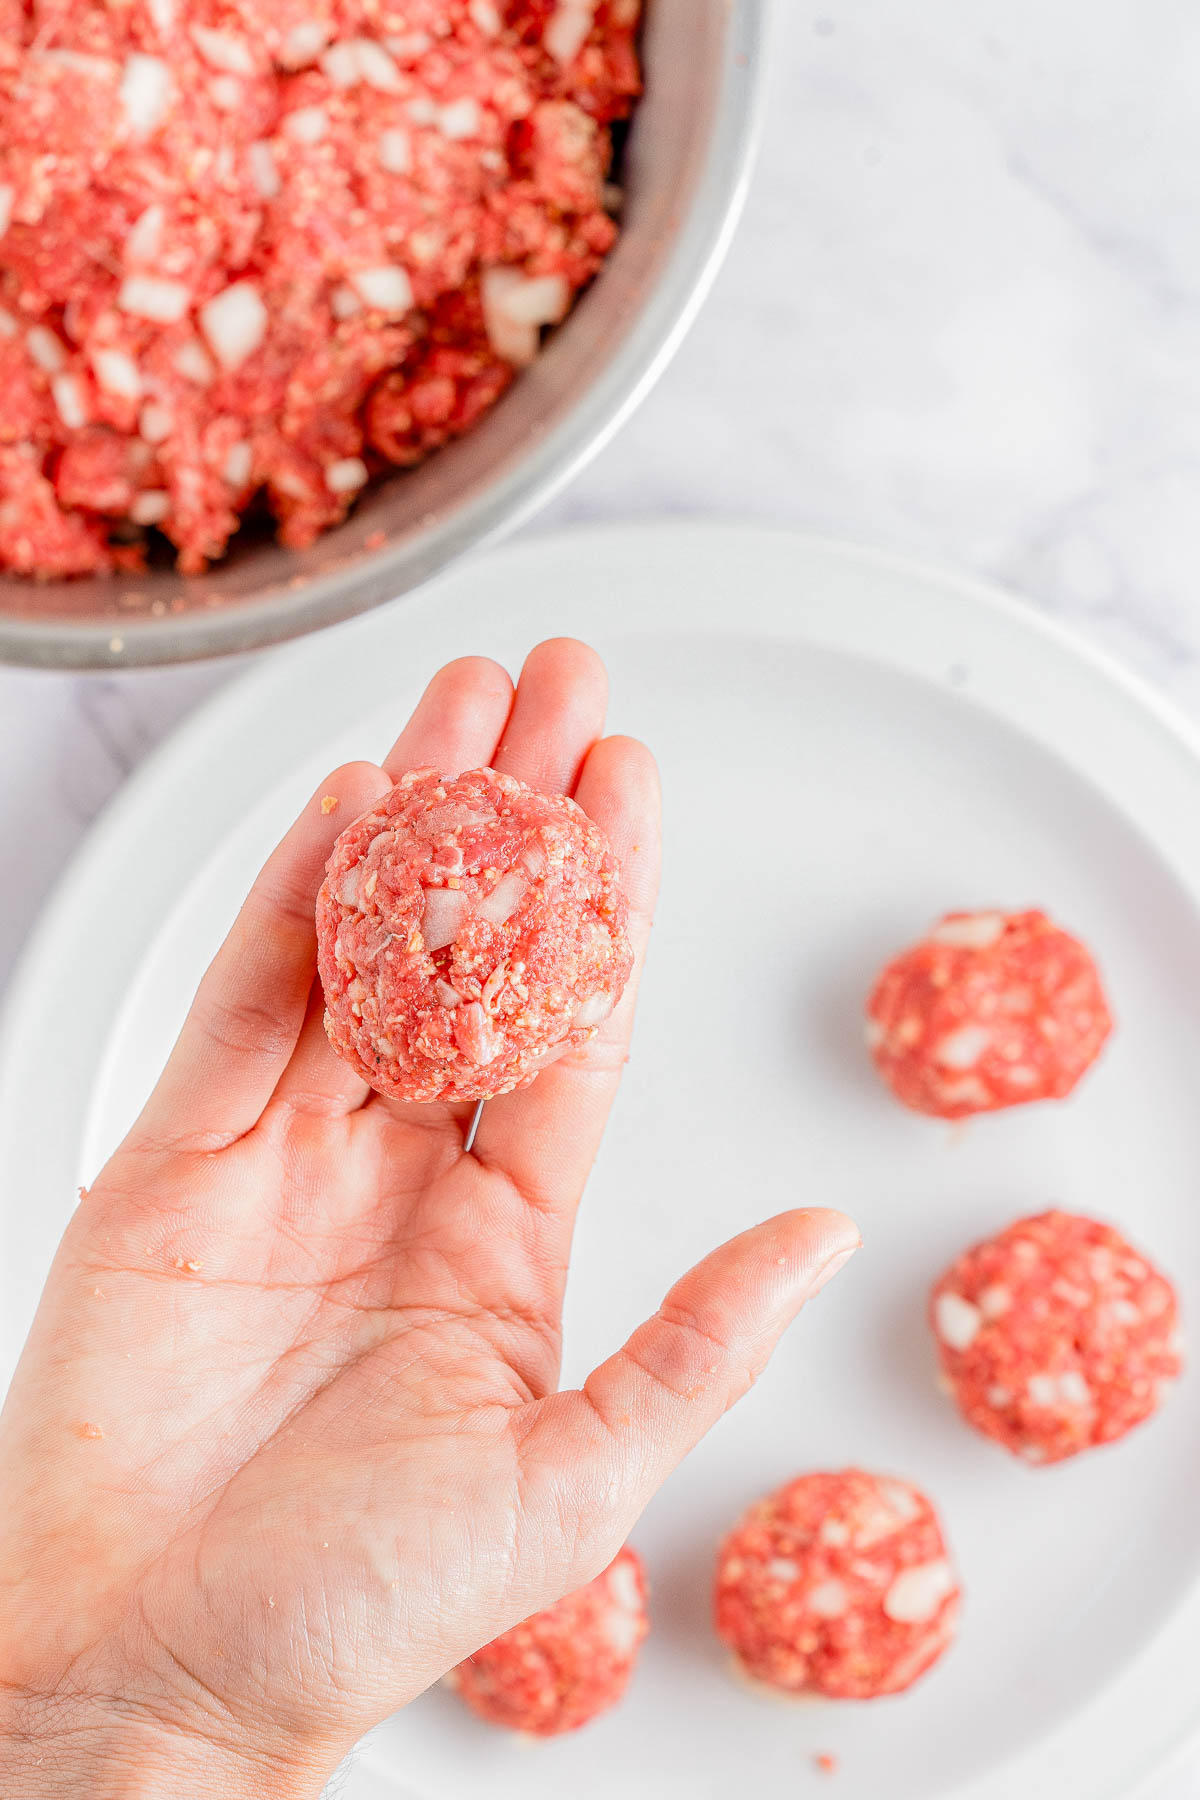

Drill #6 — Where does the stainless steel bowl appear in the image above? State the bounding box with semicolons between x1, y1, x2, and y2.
0;0;768;669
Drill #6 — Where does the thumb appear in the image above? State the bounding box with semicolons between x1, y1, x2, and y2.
520;1208;860;1581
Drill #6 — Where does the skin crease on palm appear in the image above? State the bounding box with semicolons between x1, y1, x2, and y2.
0;639;860;1799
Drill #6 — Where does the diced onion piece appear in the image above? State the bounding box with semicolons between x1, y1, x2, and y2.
248;140;281;198
190;25;256;74
33;48;117;78
118;274;192;322
416;802;493;837
130;489;170;525
222;441;253;488
90;348;143;401
26;327;65;372
331;282;363;320
608;1558;641;1611
544;0;595;65
173;338;213;384
481;306;534;367
319;40;362;88
388;32;434;61
125;202;166;265
200;280;268;371
0;309;17;337
469;0;502;33
139;401;172;444
147;0;176;32
475;870;526;925
933;1291;982;1352
931;912;1007;950
51;374;88;430
120;52;174;136
377;128;412;173
435;979;462;1009
209;74;243;111
325;456;368;494
883;1561;956;1626
421;886;471;951
439;97;481;140
574;990;616;1029
806;1579;849;1618
272;466;311;501
284;105;328;143
0;185;12;238
349;265;414;316
279;21;329;68
937;1024;991;1070
481;267;569;366
406;94;438;124
454;1000;501;1067
355;39;401;91
496;271;570;326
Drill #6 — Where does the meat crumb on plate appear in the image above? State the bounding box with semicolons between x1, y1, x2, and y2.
866;909;1112;1119
931;1209;1183;1464
0;1;640;578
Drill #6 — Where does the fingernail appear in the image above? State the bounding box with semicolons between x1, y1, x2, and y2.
804;1241;860;1301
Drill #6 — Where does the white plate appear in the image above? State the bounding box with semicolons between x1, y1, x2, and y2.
3;523;1200;1800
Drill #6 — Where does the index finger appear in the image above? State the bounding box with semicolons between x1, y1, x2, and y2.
130;760;391;1153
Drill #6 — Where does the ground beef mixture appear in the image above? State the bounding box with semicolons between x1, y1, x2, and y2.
316;765;633;1103
0;0;639;577
449;1547;649;1735
866;909;1113;1119
714;1470;960;1700
931;1209;1183;1465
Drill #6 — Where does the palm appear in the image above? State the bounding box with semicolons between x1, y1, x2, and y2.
0;643;855;1787
124;1112;590;1740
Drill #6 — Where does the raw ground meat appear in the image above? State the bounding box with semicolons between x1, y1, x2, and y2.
316;765;632;1102
714;1470;960;1701
0;0;639;577
931;1209;1183;1465
866;909;1113;1119
449;1547;648;1735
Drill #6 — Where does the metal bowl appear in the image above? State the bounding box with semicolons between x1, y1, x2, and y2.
0;1;767;670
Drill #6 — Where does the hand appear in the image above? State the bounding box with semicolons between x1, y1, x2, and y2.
0;640;859;1798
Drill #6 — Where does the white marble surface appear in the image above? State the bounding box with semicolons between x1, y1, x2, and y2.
2;4;1200;1791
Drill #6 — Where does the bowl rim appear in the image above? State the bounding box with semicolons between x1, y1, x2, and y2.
0;0;773;672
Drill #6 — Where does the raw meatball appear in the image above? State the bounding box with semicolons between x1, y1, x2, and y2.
450;1548;649;1736
930;1209;1182;1465
866;909;1112;1118
714;1470;960;1700
316;766;632;1103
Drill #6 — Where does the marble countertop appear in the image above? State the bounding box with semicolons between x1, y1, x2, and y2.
2;5;1199;1791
